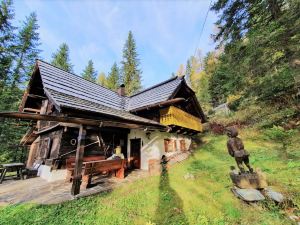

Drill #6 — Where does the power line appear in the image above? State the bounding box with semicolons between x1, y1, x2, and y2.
193;0;213;58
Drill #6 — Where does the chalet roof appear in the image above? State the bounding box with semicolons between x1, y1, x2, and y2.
45;89;160;125
38;60;127;110
35;60;204;125
37;60;160;126
126;77;182;111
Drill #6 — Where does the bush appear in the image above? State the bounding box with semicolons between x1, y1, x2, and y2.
264;126;297;159
226;94;242;111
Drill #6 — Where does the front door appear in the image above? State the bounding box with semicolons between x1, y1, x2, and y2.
130;139;141;169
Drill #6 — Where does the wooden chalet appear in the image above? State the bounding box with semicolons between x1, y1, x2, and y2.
0;60;206;195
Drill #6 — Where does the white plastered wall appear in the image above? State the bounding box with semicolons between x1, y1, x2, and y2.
127;129;192;170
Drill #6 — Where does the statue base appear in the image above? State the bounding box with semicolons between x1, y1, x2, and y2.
229;168;268;189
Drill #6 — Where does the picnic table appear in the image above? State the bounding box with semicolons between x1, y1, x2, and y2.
0;162;25;184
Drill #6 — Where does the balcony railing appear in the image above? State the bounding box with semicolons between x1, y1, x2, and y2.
160;106;202;132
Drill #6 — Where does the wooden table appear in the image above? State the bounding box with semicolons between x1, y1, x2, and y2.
0;163;25;184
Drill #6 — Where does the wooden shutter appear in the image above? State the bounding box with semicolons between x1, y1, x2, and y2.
164;139;170;152
180;140;186;151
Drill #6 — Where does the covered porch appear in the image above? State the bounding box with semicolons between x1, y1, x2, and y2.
0;112;166;196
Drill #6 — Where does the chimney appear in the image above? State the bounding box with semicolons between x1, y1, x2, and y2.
117;84;125;96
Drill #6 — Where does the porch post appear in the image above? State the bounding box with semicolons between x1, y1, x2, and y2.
71;125;86;196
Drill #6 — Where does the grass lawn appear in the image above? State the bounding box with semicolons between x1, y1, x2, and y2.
0;129;299;225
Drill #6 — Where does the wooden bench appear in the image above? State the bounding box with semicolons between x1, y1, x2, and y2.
65;155;105;182
81;159;125;189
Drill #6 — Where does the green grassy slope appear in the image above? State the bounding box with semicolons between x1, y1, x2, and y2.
0;130;299;225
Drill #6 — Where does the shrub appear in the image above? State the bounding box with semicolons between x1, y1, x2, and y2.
264;126;297;159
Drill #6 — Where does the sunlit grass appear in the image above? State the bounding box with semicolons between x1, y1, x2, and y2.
0;129;298;225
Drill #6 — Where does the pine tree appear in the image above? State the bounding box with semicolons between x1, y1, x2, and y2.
0;0;15;90
12;12;41;86
82;59;96;82
51;43;73;72
0;1;31;163
97;72;106;86
106;62;120;91
121;31;142;95
185;59;192;85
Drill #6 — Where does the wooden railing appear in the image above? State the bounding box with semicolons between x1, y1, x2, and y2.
160;106;202;132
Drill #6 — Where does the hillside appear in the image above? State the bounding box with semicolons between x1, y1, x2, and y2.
1;128;299;225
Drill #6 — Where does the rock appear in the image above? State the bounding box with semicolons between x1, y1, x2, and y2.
231;186;265;202
264;187;285;203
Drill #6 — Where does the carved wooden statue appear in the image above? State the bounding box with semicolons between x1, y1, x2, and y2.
226;127;253;173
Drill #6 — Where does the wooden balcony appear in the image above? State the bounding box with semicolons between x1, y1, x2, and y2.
160;106;202;132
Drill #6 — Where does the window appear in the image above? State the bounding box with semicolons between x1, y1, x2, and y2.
180;140;186;151
164;139;177;152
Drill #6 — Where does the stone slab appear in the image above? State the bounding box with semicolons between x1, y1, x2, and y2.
232;186;265;202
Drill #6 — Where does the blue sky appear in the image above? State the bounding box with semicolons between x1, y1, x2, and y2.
14;0;218;88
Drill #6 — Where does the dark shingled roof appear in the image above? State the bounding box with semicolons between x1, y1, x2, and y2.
35;60;202;126
126;77;182;111
45;89;159;125
37;60;160;126
38;60;127;110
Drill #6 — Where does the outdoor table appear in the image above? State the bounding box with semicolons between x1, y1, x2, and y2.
0;162;25;184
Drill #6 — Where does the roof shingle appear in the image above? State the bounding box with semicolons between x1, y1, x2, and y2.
126;77;182;111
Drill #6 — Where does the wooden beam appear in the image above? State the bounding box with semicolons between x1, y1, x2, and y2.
23;108;41;113
0;112;166;131
59;122;82;128
27;94;46;99
71;125;86;196
176;129;183;134
19;91;28;112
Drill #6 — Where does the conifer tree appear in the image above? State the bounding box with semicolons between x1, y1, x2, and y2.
0;1;30;163
0;0;15;90
185;59;192;86
97;72;106;86
12;12;41;86
82;59;96;82
106;62;120;91
51;43;73;72
121;31;142;95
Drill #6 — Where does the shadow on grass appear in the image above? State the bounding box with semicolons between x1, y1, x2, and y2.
154;162;189;225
